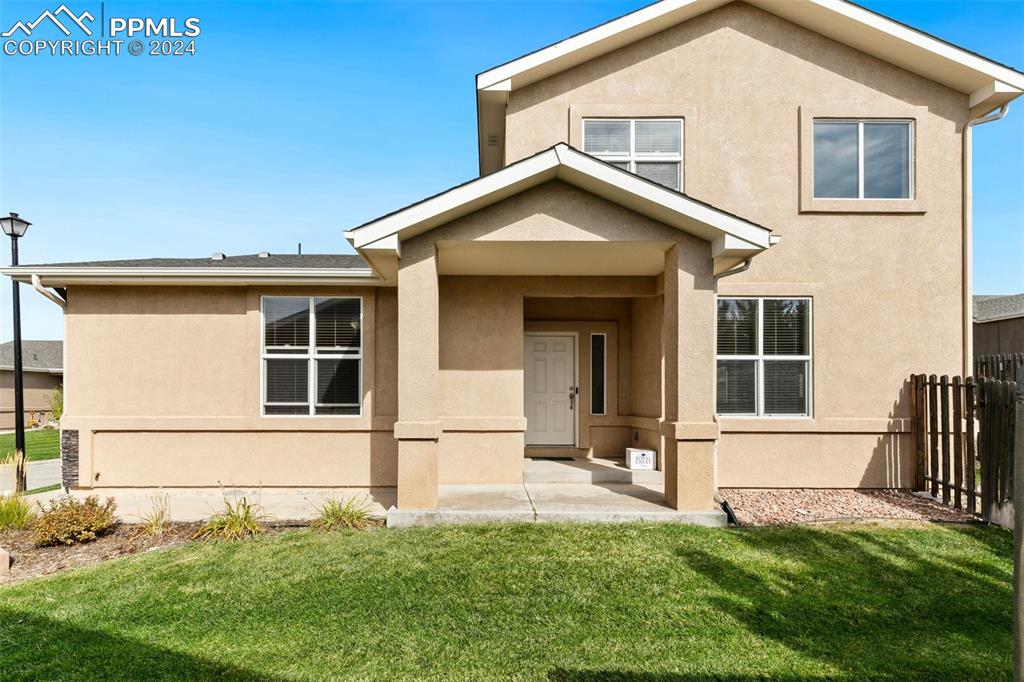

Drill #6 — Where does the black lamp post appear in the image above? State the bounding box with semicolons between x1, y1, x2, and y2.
1;212;31;483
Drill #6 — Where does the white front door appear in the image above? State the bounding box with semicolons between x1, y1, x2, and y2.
524;334;576;446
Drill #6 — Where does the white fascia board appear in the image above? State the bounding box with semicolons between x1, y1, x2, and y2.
0;366;62;374
711;234;764;258
969;80;1022;110
349;149;561;248
553;146;771;248
476;0;712;90
361;234;401;256
799;0;1024;92
476;0;1024;96
0;267;378;287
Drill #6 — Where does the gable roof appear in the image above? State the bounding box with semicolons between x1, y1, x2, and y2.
346;143;773;258
0;340;63;373
477;0;1024;173
974;293;1024;323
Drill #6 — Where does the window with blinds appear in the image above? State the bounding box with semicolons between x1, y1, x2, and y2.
582;118;683;191
262;296;362;416
716;297;811;417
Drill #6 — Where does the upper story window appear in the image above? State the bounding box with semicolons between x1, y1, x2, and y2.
717;297;812;417
583;118;683;191
262;296;362;416
813;119;912;199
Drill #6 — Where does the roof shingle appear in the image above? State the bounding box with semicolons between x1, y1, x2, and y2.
974;293;1024;323
0;340;63;371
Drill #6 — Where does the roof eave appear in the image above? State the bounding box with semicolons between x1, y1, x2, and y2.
0;267;381;287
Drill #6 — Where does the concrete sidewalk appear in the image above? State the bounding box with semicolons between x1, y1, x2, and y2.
0;458;62;495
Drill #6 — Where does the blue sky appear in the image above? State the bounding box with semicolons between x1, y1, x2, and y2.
1;0;1022;341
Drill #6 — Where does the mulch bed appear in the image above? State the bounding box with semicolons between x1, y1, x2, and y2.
721;488;980;527
0;522;304;585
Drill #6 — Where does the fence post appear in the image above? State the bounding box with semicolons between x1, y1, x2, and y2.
913;374;926;491
1012;368;1023;682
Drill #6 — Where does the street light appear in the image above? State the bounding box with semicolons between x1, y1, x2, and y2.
1;212;31;491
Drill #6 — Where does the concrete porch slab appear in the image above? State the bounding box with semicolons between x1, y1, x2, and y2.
524;456;663;485
529;482;725;526
386;482;727;527
386;484;535;527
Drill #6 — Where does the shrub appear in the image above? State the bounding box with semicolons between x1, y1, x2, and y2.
139;493;170;536
50;386;64;422
193;496;267;541
34;495;117;546
311;496;375;532
0;495;35;531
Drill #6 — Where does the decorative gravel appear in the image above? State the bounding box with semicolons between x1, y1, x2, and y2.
720;488;980;526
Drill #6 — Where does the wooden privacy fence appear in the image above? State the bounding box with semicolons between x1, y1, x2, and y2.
976;353;1024;381
912;373;1021;523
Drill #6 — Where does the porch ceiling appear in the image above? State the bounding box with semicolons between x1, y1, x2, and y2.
436;240;673;276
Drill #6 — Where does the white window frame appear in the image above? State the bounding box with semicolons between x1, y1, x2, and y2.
716;297;813;418
812;118;914;200
590;332;607;416
582;118;684;191
260;295;363;417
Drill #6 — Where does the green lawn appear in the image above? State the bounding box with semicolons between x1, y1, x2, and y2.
0;523;1011;680
0;429;59;462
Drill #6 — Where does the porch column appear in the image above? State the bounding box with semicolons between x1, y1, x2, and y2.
662;242;718;510
395;239;440;510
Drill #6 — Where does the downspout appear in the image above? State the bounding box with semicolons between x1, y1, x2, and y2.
963;103;1010;376
713;258;751;281
31;274;67;310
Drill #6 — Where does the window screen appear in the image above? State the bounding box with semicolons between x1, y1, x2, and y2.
591;334;606;415
263;297;362;416
716;298;811;416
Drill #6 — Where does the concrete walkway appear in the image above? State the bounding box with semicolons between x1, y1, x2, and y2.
387;458;725;527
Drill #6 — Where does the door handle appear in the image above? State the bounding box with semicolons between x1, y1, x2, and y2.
569;387;575;410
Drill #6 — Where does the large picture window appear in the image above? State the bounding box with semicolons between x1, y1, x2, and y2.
262;296;362;416
716;298;812;417
583;118;683;190
813;119;912;199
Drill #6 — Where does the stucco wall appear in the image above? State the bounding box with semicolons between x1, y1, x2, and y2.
503;1;966;488
0;370;61;429
62;285;398;490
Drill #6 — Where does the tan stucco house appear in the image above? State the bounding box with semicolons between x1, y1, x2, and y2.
0;340;62;430
4;0;1022;522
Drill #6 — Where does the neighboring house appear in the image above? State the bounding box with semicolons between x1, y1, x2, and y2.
3;0;1022;515
974;293;1024;356
0;340;62;430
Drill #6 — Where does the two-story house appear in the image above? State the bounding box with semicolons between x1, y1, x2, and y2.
5;0;1022;523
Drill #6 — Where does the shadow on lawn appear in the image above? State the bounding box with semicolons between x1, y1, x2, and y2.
673;526;1012;679
0;611;283;681
548;671;834;681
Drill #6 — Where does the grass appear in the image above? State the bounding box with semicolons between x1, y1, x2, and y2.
310;495;375;532
193;496;267;541
0;523;1012;680
0;495;34;530
0;429;59;462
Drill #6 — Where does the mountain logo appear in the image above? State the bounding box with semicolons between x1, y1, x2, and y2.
2;4;95;37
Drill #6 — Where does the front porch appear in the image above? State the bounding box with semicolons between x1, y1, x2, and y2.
387;457;727;526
